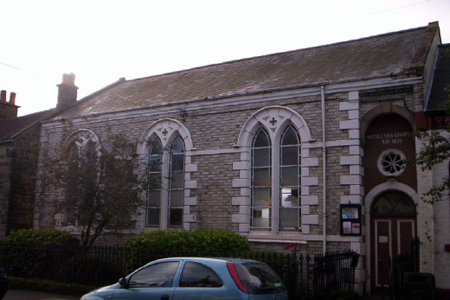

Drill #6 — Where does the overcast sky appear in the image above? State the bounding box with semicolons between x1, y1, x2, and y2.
1;0;449;116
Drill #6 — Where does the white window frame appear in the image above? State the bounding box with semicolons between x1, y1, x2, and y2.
250;123;302;232
234;106;315;235
137;119;196;231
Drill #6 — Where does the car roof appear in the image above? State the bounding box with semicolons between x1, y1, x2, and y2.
150;257;262;264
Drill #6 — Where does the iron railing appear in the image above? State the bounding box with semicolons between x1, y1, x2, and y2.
388;237;421;300
0;243;359;299
313;251;360;300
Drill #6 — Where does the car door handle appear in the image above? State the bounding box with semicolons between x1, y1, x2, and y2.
161;294;170;300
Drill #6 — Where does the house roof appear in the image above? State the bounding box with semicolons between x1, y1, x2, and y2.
0;109;56;142
426;44;450;113
55;23;440;119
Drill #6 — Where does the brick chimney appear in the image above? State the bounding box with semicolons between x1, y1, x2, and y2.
0;90;19;120
57;73;78;109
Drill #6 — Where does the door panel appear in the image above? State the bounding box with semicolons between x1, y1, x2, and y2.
113;287;175;300
397;220;414;255
375;220;391;287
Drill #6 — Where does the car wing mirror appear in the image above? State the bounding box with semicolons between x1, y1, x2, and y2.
119;277;129;288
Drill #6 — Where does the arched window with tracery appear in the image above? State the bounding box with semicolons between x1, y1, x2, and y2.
250;124;302;232
64;135;100;226
145;135;185;228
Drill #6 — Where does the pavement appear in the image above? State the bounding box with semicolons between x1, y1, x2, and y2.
3;290;80;300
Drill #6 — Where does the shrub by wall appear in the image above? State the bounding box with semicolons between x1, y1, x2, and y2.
2;229;79;245
124;229;250;268
125;229;249;253
1;229;79;279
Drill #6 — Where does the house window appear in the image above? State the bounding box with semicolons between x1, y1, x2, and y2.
168;136;185;227
146;138;163;226
146;135;185;228
250;125;301;231
279;126;301;230
65;139;99;225
251;128;272;230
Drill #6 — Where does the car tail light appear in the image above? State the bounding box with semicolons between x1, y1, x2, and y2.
226;262;248;294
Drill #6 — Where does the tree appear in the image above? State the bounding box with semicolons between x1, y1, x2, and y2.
417;131;450;203
38;129;145;247
416;90;450;203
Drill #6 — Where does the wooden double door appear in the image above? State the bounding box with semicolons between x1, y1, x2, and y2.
370;191;416;292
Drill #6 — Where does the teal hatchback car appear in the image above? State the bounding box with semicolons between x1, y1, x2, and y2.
80;257;288;300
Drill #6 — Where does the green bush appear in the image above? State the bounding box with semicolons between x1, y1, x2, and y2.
124;229;249;269
3;229;79;245
125;229;249;254
189;229;250;253
1;229;79;279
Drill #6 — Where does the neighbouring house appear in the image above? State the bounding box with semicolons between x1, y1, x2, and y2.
415;42;450;295
0;91;52;236
0;74;79;237
33;22;450;295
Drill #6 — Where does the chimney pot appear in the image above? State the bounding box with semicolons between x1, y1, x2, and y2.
1;90;6;102
62;73;76;85
9;92;16;105
0;90;18;119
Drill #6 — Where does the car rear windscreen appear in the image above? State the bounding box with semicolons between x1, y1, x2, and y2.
235;263;286;294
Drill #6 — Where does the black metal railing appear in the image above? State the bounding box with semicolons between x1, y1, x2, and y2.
0;243;359;299
388;237;421;300
313;251;360;300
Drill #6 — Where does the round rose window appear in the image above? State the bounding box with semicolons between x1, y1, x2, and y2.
377;149;406;177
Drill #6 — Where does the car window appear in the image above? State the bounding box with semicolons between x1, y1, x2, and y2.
129;261;179;288
235;262;285;294
179;262;223;288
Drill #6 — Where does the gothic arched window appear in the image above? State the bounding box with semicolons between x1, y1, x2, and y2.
250;124;302;231
146;135;185;228
64;136;100;226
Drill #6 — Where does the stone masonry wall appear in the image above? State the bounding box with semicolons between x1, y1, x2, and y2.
0;144;12;237
35;89;369;258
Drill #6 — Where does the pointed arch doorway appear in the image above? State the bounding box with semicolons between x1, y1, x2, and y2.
370;191;417;293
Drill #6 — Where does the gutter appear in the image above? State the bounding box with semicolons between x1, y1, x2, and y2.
0;139;14;145
321;85;328;254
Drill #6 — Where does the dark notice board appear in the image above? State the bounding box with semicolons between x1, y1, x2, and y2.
340;204;362;236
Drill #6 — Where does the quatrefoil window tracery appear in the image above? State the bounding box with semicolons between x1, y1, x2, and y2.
378;149;406;177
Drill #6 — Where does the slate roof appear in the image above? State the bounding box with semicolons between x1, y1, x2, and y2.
426;44;450;113
0;109;56;141
56;23;439;119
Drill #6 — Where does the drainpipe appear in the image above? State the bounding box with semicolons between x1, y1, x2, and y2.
431;171;435;273
321;85;328;254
